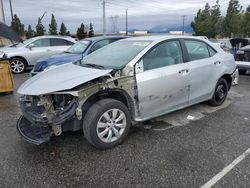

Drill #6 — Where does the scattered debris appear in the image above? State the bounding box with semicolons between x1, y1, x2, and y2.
187;115;195;120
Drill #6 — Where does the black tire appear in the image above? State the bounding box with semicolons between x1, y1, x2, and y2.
83;99;131;150
239;69;247;75
209;78;228;106
10;58;27;74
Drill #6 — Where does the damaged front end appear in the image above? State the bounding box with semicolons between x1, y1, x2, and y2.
17;94;81;145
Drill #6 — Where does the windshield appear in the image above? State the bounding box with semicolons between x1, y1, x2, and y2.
15;38;34;47
65;40;91;54
81;40;151;69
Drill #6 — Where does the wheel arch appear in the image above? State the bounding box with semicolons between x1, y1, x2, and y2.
220;74;232;91
81;88;135;121
10;56;29;66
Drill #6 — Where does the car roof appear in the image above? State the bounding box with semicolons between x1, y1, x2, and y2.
30;35;75;41
123;35;207;42
82;36;129;42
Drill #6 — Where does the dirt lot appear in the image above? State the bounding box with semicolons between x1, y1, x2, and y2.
0;73;250;188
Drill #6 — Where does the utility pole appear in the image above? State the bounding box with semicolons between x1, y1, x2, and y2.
102;0;106;36
0;0;6;24
126;9;128;35
182;15;186;35
9;0;13;21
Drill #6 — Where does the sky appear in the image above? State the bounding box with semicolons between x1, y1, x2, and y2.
2;0;250;33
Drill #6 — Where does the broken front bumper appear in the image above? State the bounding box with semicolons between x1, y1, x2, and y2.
17;115;51;145
17;96;80;145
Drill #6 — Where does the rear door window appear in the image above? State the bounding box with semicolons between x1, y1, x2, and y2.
50;38;72;46
89;39;111;53
184;40;210;61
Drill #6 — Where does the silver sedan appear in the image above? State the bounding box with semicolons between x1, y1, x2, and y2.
0;36;75;74
17;36;237;149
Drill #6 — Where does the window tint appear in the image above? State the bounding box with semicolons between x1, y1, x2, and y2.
208;46;217;57
51;38;71;46
185;40;210;61
143;40;183;71
90;39;111;53
32;39;50;47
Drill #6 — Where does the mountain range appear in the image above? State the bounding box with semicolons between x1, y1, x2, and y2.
128;24;193;34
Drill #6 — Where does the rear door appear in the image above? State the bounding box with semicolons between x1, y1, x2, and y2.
49;38;74;54
183;39;220;104
136;39;190;119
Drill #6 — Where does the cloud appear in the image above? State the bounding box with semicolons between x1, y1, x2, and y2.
2;0;249;33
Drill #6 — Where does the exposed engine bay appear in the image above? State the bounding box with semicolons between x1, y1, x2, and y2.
17;70;137;145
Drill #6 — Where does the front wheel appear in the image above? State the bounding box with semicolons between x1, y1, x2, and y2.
209;78;228;106
83;99;131;150
10;58;27;74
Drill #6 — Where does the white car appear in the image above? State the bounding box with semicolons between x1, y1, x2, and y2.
17;36;238;149
0;36;76;74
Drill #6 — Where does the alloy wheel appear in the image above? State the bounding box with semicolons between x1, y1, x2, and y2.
11;59;25;73
96;108;127;143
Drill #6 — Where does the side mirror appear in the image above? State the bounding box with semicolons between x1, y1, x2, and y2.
27;44;35;50
135;60;144;74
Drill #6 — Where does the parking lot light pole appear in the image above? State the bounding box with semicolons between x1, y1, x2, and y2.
126;9;128;35
102;0;106;36
182;15;186;35
0;0;6;24
9;0;13;21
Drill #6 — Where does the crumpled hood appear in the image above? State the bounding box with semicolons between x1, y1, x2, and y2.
18;63;112;96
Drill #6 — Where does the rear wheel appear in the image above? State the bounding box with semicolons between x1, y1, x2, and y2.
83;99;131;150
209;78;228;106
10;58;27;74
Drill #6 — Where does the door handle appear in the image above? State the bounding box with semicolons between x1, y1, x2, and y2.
214;61;221;65
179;69;189;75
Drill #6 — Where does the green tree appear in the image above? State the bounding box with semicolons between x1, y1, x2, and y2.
26;25;34;39
59;22;70;36
76;23;87;39
36;18;46;36
209;0;221;38
244;5;250;37
224;0;243;37
11;14;24;36
89;23;94;37
49;14;58;35
191;3;214;38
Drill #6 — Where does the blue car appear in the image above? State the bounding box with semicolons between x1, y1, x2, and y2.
31;36;128;76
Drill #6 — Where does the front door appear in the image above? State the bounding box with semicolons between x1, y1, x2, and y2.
136;40;190;120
